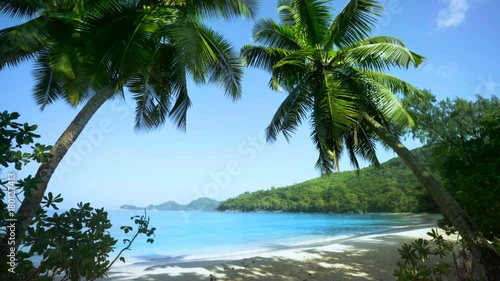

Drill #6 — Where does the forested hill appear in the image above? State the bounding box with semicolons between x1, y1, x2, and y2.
217;148;438;213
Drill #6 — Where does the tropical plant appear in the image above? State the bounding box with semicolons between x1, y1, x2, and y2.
394;228;482;281
240;0;499;279
0;0;257;256
403;92;500;241
0;111;156;281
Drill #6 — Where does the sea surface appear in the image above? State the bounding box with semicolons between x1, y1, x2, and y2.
106;211;432;264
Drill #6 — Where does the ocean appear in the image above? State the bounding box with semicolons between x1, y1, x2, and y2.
107;211;430;264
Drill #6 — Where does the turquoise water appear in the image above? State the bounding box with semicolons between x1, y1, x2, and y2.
108;211;426;262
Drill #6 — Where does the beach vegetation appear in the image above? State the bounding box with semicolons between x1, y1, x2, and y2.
0;111;156;281
240;0;499;278
395;228;483;281
0;0;257;258
403;92;500;243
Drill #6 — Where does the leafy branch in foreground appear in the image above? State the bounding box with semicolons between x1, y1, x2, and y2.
0;111;156;281
395;228;483;281
109;210;156;268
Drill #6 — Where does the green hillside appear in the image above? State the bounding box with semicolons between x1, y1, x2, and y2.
217;148;438;213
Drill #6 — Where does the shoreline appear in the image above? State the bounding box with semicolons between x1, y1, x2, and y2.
102;213;449;281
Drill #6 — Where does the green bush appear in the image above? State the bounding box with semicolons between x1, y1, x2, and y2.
394;228;484;281
0;111;156;281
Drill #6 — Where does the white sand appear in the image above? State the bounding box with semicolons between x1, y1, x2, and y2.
101;215;454;281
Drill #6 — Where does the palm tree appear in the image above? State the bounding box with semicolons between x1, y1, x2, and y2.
0;0;257;255
240;0;499;279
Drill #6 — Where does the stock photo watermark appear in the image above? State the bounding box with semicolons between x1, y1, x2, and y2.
4;172;17;273
475;75;497;95
371;0;405;35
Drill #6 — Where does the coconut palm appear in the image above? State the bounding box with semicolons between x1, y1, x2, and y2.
241;0;499;279
0;0;257;254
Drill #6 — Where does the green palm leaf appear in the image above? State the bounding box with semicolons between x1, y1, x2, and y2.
277;0;295;25
290;0;331;46
266;77;313;142
168;73;191;131
343;42;424;71
272;49;315;89
196;24;244;100
252;18;300;50
0;18;51;70
242;0;424;174
241;45;290;72
345;123;380;169
360;70;423;97
353;35;406;46
185;0;258;19
32;49;65;110
326;0;383;49
310;100;342;173
0;0;46;18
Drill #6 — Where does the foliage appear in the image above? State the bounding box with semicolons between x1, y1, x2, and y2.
217;149;438;213
403;93;500;241
241;2;500;279
0;0;257;131
0;111;156;281
0;0;258;255
394;229;483;281
0;110;52;229
241;0;424;174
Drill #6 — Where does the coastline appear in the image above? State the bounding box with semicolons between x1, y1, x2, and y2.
102;213;451;281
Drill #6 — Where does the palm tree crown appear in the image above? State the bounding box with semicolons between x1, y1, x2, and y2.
0;0;258;262
0;0;258;130
241;0;424;173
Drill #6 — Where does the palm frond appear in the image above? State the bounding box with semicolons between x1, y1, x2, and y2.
290;0;331;46
339;69;412;128
326;0;383;49
311;129;338;174
240;45;290;73
168;20;218;84
277;0;295;25
196;24;244;100
266;77;313;142
272;49;315;89
168;79;191;131
184;0;258;19
132;90;170;131
345;123;380;170
0;17;51;70
309;71;366;173
252;18;300;50
360;70;423;97
367;83;413;127
32;49;65;110
353;35;406;47
126;42;190;131
0;0;46;18
343;42;425;71
310;102;343;174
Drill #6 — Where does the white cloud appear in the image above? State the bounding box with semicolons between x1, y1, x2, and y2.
437;0;469;28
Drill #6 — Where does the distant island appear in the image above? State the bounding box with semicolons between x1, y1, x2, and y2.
120;197;219;211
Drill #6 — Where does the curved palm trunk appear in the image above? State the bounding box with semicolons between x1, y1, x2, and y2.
0;89;114;258
364;115;500;281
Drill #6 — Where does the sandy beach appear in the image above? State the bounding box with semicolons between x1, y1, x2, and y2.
102;214;453;281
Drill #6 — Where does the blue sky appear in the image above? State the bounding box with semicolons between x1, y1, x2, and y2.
0;0;498;209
